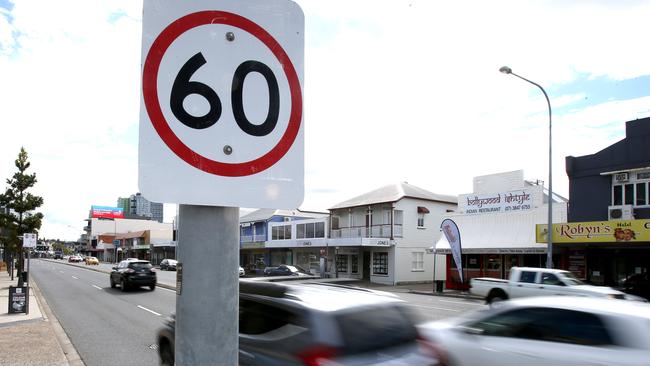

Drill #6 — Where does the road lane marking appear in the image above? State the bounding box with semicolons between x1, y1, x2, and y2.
137;305;161;316
92;285;102;290
72;276;79;280
410;304;460;312
437;299;483;306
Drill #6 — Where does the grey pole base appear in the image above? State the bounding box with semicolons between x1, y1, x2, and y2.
175;205;239;366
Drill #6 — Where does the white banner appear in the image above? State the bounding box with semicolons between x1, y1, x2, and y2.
441;219;463;283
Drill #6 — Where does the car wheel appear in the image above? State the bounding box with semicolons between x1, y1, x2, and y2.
110;278;116;288
121;279;127;292
159;342;174;366
149;284;156;291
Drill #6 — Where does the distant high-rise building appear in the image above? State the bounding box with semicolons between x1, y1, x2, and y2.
117;197;130;213
130;193;164;223
116;193;164;223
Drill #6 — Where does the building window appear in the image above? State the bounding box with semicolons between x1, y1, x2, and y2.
315;222;325;238
272;225;291;240
613;182;650;207
336;255;348;273
351;255;359;274
417;213;425;227
372;252;388;275
296;222;326;239
412;252;423;271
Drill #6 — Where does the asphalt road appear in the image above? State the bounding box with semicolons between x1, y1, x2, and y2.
31;259;175;366
31;258;484;365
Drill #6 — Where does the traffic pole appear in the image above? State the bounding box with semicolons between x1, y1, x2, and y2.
175;205;239;366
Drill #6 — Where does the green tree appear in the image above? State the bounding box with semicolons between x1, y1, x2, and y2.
0;148;44;282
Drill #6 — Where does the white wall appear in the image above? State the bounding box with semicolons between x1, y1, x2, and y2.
90;218;172;237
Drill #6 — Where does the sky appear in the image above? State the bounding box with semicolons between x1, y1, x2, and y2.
1;0;649;241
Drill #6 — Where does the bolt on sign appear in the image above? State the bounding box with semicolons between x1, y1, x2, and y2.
139;0;304;209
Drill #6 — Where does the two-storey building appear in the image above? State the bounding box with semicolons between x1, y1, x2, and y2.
328;182;456;285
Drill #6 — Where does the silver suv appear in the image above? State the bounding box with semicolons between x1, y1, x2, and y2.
157;281;443;365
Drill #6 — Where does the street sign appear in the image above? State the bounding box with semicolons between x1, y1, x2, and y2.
139;0;304;209
23;233;37;248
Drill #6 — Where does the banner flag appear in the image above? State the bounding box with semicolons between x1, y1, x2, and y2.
441;219;463;283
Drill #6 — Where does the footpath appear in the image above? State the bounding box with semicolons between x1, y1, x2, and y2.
0;268;84;366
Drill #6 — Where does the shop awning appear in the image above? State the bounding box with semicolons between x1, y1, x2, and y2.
417;206;430;214
431;206;566;254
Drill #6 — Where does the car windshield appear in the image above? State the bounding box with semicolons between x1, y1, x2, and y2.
130;262;152;270
560;271;584;285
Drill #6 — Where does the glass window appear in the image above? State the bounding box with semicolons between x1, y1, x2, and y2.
637;183;647;206
541;272;562;285
394;210;403;226
373;252;388;275
412;252;423;270
296;224;305;239
336;255;348;273
467;254;481;269
315;222;325;238
239;298;304;335
613;185;623;205
625;184;634;205
417;213;425;227
272;226;279;240
284;225;291;240
305;223;315;238
519;271;537;283
351;255;359;274
486;255;501;270
470;307;615;346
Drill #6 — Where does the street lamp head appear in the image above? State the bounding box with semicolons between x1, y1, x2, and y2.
499;66;512;74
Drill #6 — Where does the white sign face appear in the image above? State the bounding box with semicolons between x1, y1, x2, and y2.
23;233;37;248
139;0;304;208
459;187;540;215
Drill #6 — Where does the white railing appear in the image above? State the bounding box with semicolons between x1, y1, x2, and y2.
330;225;402;239
241;234;267;243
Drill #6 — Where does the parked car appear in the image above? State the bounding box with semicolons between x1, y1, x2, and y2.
419;296;650;366
85;256;99;265
264;264;312;277
159;259;178;271
470;266;635;304
239;266;245;277
157;281;444;366
622;272;650;300
54;251;63;260
110;259;157;292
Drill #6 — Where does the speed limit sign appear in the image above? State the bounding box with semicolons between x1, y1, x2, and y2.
139;0;304;208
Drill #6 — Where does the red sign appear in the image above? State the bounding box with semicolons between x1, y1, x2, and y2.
91;206;124;219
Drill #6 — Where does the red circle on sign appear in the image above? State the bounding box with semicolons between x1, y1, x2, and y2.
143;11;302;177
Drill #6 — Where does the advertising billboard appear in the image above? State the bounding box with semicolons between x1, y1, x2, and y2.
91;205;125;219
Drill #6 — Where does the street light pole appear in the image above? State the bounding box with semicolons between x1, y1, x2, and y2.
499;66;553;268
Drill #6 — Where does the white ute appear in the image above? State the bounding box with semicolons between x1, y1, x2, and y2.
470;266;637;304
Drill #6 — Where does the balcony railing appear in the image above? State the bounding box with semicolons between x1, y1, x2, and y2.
330;224;402;239
240;234;267;243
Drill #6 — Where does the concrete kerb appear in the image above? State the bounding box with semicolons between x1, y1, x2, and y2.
30;278;85;366
409;289;484;301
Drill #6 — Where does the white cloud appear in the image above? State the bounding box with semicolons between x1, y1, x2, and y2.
1;0;649;240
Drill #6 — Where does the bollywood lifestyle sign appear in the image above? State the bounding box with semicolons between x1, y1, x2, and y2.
536;219;650;244
459;188;537;215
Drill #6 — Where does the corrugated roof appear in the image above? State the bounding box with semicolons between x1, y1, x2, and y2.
239;209;327;223
329;182;457;209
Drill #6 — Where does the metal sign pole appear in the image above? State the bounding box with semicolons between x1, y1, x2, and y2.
176;205;239;366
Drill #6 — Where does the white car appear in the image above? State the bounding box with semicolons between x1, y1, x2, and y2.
238;266;245;277
419;296;650;366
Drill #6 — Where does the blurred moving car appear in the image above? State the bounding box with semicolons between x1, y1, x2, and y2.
264;264;312;277
68;255;82;263
85;256;99;265
419;296;650;366
239;266;245;277
110;259;157;292
158;281;444;366
159;259;178;271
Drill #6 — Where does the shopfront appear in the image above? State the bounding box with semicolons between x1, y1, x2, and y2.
240;242;267;274
537;219;650;288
